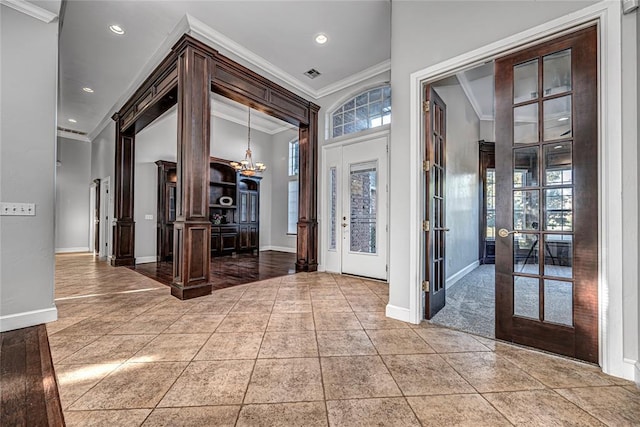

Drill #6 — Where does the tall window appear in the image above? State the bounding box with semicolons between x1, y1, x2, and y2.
288;139;299;234
332;85;391;138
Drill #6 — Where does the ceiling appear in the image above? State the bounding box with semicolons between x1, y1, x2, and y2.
457;62;495;121
57;1;391;139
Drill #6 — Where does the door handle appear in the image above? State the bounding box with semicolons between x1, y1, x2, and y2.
341;223;348;228
498;228;520;238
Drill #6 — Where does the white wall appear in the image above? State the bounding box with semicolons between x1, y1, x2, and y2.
133;107;275;261
432;79;480;283
0;6;59;331
268;128;299;251
479;120;495;142
91;123;115;182
389;0;597;316
56;137;92;252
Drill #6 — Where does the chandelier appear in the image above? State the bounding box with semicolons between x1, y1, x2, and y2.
230;106;266;177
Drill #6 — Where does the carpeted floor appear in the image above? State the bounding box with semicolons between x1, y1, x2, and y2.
431;264;573;338
430;265;497;338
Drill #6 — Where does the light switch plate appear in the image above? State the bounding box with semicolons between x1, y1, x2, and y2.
0;202;36;216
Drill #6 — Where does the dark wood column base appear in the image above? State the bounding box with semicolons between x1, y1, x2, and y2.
295;260;318;272
110;256;135;267
170;282;212;300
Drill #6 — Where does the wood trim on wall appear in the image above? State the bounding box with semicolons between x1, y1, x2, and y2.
111;34;319;299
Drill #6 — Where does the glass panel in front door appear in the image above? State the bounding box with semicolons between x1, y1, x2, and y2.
511;48;575;325
349;162;377;254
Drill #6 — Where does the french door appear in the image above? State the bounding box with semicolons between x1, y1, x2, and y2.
423;86;447;319
494;26;598;362
324;136;388;280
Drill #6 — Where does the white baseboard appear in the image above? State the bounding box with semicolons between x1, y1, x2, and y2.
635;361;640;387
446;260;480;289
259;245;296;253
0;307;58;332
55;247;90;254
386;304;415;324
136;256;158;264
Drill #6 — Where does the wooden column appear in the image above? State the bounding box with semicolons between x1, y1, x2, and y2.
170;41;212;299
296;104;320;272
111;117;136;266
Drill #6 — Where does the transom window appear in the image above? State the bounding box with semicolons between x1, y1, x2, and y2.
332;85;391;138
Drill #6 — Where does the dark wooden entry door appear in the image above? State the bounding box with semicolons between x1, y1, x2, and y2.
494;26;598;362
424;86;448;319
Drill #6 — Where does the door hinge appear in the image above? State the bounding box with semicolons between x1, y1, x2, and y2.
422;280;429;291
422;220;430;232
423;101;430;113
423;160;430;172
386;265;388;272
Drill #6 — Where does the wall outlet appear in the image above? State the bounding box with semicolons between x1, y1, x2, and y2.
144;214;154;220
0;202;36;216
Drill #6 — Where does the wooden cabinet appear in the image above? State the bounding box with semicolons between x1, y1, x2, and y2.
158;157;261;259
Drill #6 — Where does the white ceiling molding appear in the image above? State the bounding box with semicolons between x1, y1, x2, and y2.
88;13;389;142
456;71;490;121
87;15;190;141
57;130;91;143
186;14;317;99
211;99;294;135
315;59;391;99
0;0;57;23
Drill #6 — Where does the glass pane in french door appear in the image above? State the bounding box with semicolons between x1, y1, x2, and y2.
511;49;575;325
349;161;377;254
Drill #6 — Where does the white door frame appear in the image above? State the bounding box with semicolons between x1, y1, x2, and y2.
405;1;632;379
89;182;97;255
320;128;390;279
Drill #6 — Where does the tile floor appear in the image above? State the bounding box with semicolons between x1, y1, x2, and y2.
50;254;640;426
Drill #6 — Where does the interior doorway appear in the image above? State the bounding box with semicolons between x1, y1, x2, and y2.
422;26;599;363
98;176;112;261
323;133;389;281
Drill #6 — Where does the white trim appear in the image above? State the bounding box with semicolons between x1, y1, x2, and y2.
385;303;412;323
635;361;640;386
446;260;480;290
88;15;191;141
456;71;493;121
135;256;157;264
259;245;296;254
88;13;391;142
0;307;58;332
211;110;290;136
407;1;627;378
315;60;391;99
55;247;90;254
187;14;316;99
57;130;91;143
0;0;57;23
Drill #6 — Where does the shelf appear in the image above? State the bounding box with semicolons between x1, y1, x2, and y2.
210;181;236;187
210;204;237;209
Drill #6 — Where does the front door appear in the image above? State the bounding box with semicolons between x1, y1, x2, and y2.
424;86;447;319
494;26;598;362
340;137;388;280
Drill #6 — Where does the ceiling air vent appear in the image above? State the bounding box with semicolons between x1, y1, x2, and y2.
57;126;88;136
304;68;322;79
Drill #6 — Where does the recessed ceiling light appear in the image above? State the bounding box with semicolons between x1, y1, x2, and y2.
314;33;328;45
68;118;77;123
558;117;569;121
109;25;125;35
82;87;94;93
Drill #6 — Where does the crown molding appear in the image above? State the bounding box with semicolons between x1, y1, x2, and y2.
185;14;317;99
315;59;391;99
1;0;57;23
456;70;486;121
87;12;391;141
57;130;90;143
87;15;190;141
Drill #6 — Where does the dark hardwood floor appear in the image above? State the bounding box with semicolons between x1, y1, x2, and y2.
0;325;65;426
130;250;297;290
